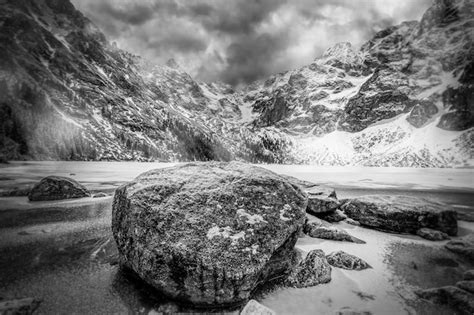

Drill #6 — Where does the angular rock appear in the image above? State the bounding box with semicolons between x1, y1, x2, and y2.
285;249;332;288
417;228;450;241
305;185;340;215
456;281;474;294
28;176;90;201
416;286;474;315
340;195;457;236
445;234;474;260
326;251;371;270
464;270;474;281
240;300;275;315
112;162;307;307
0;298;41;314
315;209;347;222
303;220;364;244
93;192;108;198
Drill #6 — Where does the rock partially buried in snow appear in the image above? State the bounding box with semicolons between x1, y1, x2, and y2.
240;300;275;315
340;195;457;236
28;176;90;201
285;249;332;288
416;228;449;241
303;220;365;243
112;162;307;307
445;234;474;259
326;251;371;270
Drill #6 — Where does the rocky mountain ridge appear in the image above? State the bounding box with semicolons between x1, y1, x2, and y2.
0;0;472;166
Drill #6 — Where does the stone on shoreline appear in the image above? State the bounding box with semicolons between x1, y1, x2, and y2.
340;195;457;236
305;185;340;215
416;228;450;241
112;162;307;307
28;176;90;201
285;249;332;288
326;251;371;270
303;220;365;243
315;209;347;222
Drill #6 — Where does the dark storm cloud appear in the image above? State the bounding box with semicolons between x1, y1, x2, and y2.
72;0;433;86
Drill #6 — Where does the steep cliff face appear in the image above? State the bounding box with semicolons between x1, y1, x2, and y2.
0;0;472;166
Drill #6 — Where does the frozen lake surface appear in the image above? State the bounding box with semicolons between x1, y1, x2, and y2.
0;161;473;314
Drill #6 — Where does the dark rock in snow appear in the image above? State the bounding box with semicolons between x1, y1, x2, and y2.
456;281;474;294
303;220;365;243
445;234;474;259
416;228;449;241
326;251;371;270
406;101;438;128
340;195;457;236
28;176;91;201
285;249;332;288
416;286;474;315
112;162;307;306
240;300;275;315
0;297;42;314
335;307;372;315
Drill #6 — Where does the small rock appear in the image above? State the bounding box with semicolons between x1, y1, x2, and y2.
240;300;275;315
306;185;340;215
445;234;474;260
28;176;90;201
315;209;347;222
456;281;474;294
416;286;474;315
303;221;364;243
0;297;41;314
463;270;474;281
326;251;371;270
92;192;108;198
417;228;449;241
346;218;360;226
286;249;332;288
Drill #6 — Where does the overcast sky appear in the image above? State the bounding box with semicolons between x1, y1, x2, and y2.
72;0;432;86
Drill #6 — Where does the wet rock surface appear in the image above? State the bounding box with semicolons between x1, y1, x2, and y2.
285;249;332;288
326;251;371;270
28;176;90;201
112;162;307;306
305;186;340;215
416;228;450;241
340;195;457;236
315;209;347;222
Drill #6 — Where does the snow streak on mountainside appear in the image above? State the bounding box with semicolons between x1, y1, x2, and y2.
0;0;472;167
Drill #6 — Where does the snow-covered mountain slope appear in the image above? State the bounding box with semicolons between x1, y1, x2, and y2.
0;0;472;167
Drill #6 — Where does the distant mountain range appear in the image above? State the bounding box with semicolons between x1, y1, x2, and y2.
0;0;472;167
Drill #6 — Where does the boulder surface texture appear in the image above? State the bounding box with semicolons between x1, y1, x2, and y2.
340;195;457;236
28;176;90;201
112;162;307;307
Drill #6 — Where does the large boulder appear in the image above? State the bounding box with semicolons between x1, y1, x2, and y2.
340;195;457;236
28;176;90;201
305;185;340;215
112;162;307;307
